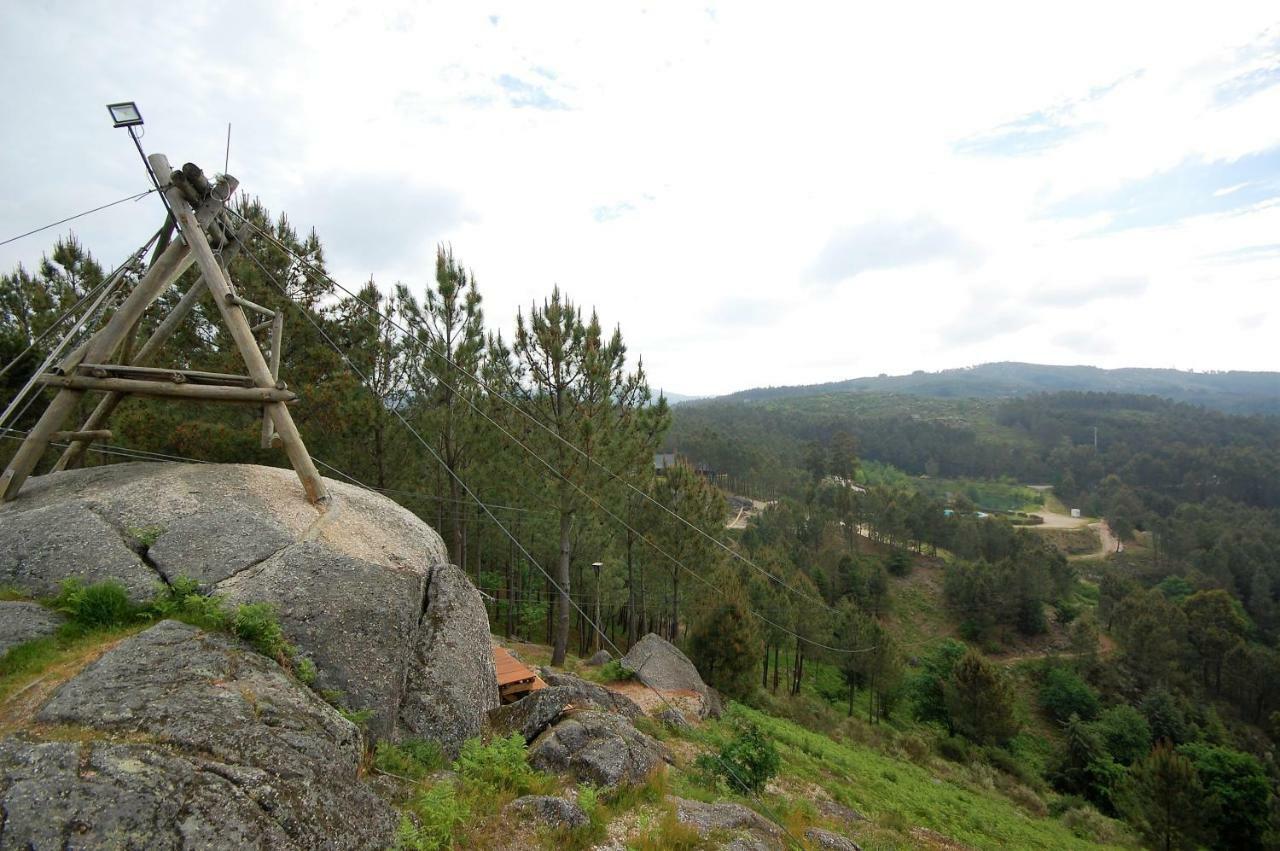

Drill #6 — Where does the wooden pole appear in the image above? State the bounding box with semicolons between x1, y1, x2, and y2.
156;155;327;504
35;374;296;403
55;203;244;471
0;206;197;501
260;312;283;448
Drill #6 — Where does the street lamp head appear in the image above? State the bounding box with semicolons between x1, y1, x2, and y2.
107;101;143;128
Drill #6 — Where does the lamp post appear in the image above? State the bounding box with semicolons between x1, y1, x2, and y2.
591;561;604;654
106;101;176;223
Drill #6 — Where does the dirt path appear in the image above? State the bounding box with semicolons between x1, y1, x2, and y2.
1093;520;1119;556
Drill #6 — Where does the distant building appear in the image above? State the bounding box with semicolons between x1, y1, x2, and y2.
654;452;678;473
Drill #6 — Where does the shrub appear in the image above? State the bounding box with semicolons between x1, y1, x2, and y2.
148;577;228;631
1062;804;1124;843
1092;704;1150;766
339;707;375;729
395;783;470;850
296;657;317;685
376;739;445;780
127;525;164;548
53;579;136;629
694;722;779;793
454;733;535;794
231;603;289;659
886;550;912;577
1038;666;1099;723
936;735;972;764
597;659;633;682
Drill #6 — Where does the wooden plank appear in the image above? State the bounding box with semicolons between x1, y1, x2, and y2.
51;430;112;441
158;156;327;505
35;374;297;403
75;364;258;388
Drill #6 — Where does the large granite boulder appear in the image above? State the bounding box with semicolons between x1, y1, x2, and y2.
528;710;668;787
621;632;721;718
0;462;497;747
395;561;499;755
0;600;64;655
3;620;396;849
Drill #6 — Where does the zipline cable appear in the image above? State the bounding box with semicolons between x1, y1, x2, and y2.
236;235;871;655
228;208;844;619
0;189;157;248
229;260;810;850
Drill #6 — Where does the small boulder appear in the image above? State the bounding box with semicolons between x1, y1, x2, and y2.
658;707;691;729
816;800;867;827
528;710;668;787
620;633;720;718
806;827;863;850
669;796;783;849
506;794;589;829
537;668;643;719
586;649;612;666
0;600;64;655
488;687;577;742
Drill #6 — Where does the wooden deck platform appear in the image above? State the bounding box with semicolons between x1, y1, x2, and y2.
493;645;547;704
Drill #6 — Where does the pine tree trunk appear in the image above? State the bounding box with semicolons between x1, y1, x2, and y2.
626;529;637;648
551;511;572;666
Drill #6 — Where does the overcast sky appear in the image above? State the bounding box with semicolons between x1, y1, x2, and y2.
2;2;1278;397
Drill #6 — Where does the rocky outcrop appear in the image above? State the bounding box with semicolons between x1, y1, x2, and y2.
490;674;644;743
0;462;497;747
537;668;644;719
3;620;397;849
0;500;159;598
395;562;499;755
620;632;721;718
806;827;863;850
816;799;867;827
505;794;589;829
669;796;783;849
659;707;691;728
528;710;668;787
0;600;64;655
489;687;578;742
586;649;611;666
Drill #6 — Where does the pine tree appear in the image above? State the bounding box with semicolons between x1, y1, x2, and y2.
1117;742;1207;851
508;288;649;665
944;650;1019;745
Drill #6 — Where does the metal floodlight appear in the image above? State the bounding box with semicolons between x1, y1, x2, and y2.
107;101;143;128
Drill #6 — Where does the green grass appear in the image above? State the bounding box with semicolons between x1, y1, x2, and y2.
714;704;1129;850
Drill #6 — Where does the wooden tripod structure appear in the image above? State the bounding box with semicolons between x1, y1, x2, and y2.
0;154;328;505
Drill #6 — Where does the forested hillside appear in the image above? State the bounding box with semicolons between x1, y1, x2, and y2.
6;221;1280;848
716;362;1280;413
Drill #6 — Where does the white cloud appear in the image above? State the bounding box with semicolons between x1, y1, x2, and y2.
1;1;1278;396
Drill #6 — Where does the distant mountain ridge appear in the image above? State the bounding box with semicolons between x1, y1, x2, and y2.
710;362;1280;414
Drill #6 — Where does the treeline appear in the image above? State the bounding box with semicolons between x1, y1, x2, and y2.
0;214;733;668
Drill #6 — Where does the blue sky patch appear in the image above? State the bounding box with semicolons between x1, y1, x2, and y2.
496;74;568;110
1044;146;1280;232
